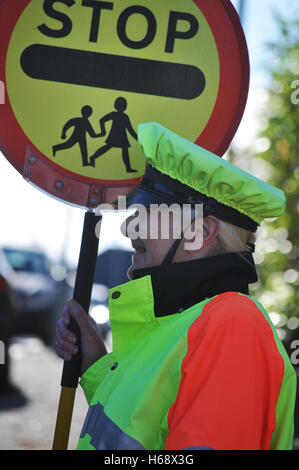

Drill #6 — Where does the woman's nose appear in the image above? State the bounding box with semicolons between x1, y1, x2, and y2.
120;214;138;238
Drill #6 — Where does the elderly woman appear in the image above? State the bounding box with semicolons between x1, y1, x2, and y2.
55;123;296;450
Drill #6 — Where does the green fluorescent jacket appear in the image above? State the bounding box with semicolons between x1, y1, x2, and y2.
77;275;297;450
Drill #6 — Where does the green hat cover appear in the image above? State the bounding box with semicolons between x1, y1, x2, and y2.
137;122;285;225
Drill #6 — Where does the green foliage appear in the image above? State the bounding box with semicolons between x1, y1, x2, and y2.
248;13;299;339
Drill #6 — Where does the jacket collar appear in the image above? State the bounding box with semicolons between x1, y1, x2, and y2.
131;251;258;317
108;252;258;358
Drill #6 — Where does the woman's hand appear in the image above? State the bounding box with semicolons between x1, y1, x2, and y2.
55;299;108;376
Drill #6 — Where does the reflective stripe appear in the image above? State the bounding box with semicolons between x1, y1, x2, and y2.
79;402;145;450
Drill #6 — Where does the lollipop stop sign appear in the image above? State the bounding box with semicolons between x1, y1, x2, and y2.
0;0;249;209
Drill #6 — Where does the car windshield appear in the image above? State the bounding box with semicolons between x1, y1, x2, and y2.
3;248;48;274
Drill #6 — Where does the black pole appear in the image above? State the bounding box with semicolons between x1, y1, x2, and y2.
61;210;102;388
53;210;102;450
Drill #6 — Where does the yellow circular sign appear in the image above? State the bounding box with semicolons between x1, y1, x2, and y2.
6;0;219;182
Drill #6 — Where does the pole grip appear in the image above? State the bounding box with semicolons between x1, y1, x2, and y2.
60;211;102;388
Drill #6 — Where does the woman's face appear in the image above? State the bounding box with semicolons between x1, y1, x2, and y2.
121;210;177;280
121;210;221;280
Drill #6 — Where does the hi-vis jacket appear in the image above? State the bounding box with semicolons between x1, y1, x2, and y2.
77;275;297;450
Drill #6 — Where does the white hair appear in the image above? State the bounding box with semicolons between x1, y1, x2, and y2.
217;219;256;253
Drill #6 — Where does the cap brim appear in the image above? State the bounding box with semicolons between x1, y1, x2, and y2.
125;186;177;208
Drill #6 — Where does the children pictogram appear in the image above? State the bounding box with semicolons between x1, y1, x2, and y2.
52;99;138;173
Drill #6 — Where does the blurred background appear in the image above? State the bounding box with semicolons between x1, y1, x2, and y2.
0;0;299;450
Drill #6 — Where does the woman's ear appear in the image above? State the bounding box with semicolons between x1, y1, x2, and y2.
184;216;221;254
203;216;221;244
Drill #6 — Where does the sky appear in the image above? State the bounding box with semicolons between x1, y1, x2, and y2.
0;0;297;268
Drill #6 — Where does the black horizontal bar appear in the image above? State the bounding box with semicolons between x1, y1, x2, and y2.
20;44;205;100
